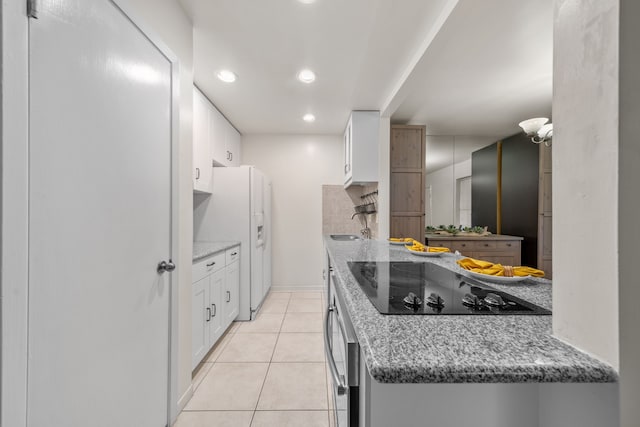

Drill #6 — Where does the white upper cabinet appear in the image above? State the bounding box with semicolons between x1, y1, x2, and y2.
211;112;241;167
344;111;380;188
193;85;241;181
209;106;228;167
193;88;213;193
225;124;241;167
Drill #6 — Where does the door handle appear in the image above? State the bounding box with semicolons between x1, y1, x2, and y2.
157;260;176;273
226;291;231;302
206;261;216;267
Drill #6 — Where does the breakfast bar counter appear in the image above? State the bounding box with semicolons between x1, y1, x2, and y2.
324;236;616;384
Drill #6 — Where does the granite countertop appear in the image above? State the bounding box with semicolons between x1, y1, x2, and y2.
425;233;524;240
193;241;240;262
324;237;618;384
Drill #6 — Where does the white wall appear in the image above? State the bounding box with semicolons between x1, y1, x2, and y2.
119;0;194;415
425;159;470;226
377;117;391;239
552;0;619;368
242;134;343;289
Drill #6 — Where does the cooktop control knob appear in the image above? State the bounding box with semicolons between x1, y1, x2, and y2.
403;292;422;307
462;293;482;308
484;293;506;307
426;292;445;307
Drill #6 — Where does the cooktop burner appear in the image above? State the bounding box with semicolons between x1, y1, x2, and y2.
348;262;551;315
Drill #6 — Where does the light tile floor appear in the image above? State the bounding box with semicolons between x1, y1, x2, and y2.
175;291;332;427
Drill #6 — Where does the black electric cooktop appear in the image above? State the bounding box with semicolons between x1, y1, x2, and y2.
348;261;551;315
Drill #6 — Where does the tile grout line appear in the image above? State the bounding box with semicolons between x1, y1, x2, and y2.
248;292;288;425
181;291;330;426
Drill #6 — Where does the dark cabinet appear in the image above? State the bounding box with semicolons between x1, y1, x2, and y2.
471;133;539;267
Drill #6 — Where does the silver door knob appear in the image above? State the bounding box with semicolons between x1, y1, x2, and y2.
157;260;176;273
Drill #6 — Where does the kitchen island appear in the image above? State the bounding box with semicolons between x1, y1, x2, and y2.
324;237;618;427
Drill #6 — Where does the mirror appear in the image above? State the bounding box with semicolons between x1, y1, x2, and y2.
425;135;496;228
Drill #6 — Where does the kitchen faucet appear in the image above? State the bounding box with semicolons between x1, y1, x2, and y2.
351;212;371;239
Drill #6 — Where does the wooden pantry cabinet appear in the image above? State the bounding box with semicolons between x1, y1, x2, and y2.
191;245;240;369
426;234;523;266
390;125;426;242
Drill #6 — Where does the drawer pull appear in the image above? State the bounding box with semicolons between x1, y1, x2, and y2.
231;252;238;256
206;261;216;267
506;243;512;247
484;243;489;247
461;244;466;247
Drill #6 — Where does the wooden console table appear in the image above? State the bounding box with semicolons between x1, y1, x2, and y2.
425;234;523;266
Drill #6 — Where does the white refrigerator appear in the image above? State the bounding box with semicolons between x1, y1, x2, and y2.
208;165;272;320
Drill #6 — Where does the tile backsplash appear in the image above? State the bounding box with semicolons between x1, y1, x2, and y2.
322;184;378;239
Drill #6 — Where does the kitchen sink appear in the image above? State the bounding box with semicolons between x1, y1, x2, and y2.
330;234;362;241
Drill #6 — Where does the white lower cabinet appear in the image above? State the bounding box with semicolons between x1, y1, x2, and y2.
207;269;224;347
191;245;240;369
223;258;240;325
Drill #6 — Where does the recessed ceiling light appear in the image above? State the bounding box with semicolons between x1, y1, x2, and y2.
298;0;316;4
216;70;237;83
303;114;316;123
297;69;316;84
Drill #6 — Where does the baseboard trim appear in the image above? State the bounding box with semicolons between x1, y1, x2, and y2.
176;384;193;414
270;285;325;292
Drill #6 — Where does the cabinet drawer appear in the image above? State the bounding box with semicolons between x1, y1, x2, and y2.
193;252;225;282
428;240;455;249
473;241;497;250
495;240;520;250
449;241;473;252
226;246;240;265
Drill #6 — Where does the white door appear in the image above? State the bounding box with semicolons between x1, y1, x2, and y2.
28;1;173;426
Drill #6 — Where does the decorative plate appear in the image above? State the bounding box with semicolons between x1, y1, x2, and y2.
405;246;443;257
465;270;531;284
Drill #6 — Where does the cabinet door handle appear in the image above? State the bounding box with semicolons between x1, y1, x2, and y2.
229;152;233;161
211;303;216;317
226;291;231;302
484;243;489;247
195;167;200;179
344;164;348;173
506;243;512;247
231;251;238;256
206;261;216;267
206;307;211;322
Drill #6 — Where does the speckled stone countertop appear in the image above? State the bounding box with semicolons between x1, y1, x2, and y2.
325;237;618;384
193;241;240;262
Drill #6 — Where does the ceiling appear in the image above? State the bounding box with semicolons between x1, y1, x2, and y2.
178;0;553;137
